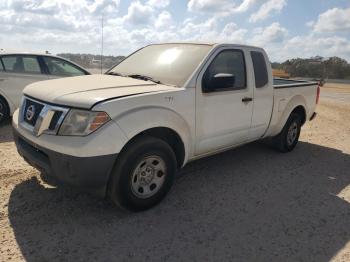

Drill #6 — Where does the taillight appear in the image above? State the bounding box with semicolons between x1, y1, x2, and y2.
316;84;320;104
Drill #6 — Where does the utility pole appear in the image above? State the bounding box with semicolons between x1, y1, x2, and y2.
101;15;104;74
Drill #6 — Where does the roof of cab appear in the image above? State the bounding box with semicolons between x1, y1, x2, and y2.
147;42;263;50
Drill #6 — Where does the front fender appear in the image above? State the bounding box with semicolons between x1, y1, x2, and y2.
112;106;192;165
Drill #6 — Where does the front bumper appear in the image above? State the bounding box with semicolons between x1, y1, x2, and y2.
13;128;117;197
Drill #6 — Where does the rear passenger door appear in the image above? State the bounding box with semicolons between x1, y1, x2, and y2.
0;55;49;108
249;50;274;140
195;48;254;155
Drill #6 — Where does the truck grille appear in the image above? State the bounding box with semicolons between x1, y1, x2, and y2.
48;111;63;130
19;97;69;136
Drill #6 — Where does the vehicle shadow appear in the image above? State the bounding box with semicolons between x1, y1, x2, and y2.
0;120;14;143
8;141;350;262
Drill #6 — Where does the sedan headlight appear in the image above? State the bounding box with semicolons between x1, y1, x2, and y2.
58;109;111;136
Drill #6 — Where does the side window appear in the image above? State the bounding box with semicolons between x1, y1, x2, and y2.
23;57;41;73
0;59;4;71
2;55;41;74
251;51;268;88
2;56;17;72
42;56;86;77
202;50;246;92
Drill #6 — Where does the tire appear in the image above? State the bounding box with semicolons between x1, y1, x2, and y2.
0;97;10;125
272;113;302;153
108;136;177;211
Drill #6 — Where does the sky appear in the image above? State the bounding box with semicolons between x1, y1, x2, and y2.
0;0;350;62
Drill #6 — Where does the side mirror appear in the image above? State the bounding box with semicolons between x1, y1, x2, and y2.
203;73;235;92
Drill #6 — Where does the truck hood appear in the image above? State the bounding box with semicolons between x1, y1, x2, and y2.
23;74;177;109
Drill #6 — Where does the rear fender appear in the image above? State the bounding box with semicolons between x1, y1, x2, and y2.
269;95;307;137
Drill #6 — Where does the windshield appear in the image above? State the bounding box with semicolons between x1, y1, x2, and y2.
108;44;213;86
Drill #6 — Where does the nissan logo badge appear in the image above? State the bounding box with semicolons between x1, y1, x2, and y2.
26;105;36;121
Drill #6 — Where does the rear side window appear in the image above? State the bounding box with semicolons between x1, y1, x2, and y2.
2;55;41;74
251;51;268;88
23;57;41;73
42;56;86;77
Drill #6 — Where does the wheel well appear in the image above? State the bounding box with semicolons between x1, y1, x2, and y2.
291;105;306;125
135;127;185;168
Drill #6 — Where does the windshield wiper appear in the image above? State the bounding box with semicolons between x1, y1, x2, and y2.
127;74;163;85
106;71;126;77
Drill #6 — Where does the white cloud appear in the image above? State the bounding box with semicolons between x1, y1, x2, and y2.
178;19;247;44
270;35;350;62
290;36;350;55
188;0;260;15
232;0;259;13
313;8;350;33
10;0;58;15
251;22;288;45
249;0;286;23
180;17;218;38
188;0;234;15
123;1;154;25
7;0;120;17
147;0;170;9
220;23;247;43
88;0;120;16
154;11;173;29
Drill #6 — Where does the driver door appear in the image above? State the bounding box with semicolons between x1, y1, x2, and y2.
195;48;254;155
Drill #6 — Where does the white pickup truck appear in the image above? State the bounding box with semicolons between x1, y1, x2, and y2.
12;43;319;211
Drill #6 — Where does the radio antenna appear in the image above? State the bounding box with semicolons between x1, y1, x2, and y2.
100;15;104;74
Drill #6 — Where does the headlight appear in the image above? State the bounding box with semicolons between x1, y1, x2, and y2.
58;109;111;136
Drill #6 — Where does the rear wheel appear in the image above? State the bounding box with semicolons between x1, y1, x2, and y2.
108;136;177;211
0;97;9;125
273;113;302;152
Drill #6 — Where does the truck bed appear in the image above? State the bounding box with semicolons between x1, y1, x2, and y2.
273;78;318;89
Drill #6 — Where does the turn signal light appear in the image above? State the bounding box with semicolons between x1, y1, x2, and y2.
90;112;111;132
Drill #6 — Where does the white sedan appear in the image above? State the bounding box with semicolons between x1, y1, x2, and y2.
0;51;90;124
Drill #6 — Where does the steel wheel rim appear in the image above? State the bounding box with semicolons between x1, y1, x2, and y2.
131;155;166;199
287;121;298;146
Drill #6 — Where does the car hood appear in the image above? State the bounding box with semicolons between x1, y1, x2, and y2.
23;74;177;109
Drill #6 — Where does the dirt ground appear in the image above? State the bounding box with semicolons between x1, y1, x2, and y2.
0;86;349;262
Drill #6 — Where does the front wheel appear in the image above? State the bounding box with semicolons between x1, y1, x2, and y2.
108;136;177;211
272;113;302;152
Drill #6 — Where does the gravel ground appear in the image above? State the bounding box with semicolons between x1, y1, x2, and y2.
0;86;350;262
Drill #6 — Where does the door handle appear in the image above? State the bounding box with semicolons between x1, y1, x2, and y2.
242;97;253;103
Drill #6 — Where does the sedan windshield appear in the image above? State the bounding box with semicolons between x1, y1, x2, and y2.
108;44;213;87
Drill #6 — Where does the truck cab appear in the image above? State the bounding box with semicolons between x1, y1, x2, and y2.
194;46;274;155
